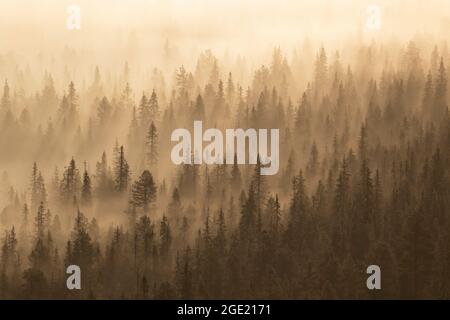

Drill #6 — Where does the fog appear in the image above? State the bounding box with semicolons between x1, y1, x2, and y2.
0;0;449;299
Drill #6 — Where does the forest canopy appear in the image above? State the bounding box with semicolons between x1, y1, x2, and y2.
0;0;449;299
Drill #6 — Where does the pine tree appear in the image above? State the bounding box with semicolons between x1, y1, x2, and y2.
160;215;171;259
120;82;133;110
64;81;79;124
60;158;80;204
266;194;281;237
20;203;30;248
314;47;328;96
148;90;160;123
131;170;157;213
358;124;368;162
215;208;226;254
146;122;158;170
29;163;47;210
175;246;192;299
286;170;309;250
226;72;235;105
30;162;39;210
250;156;266;231
1;80;11;110
34;202;46;241
332;157;351;257
312;180;327;216
114;146;130;193
168;188;182;218
136;215;154;263
230;153;241;192
28;202;51;274
294;92;311;142
239;185;256;242
1;226;18;272
68;209;94;270
128;106;140;152
138;93;149;127
422;71;434;118
37;172;47;205
81;163;92;205
306;142;319;177
434;58;447;119
95;151;114;197
68;81;78;111
97;96;112;127
193;94;205;121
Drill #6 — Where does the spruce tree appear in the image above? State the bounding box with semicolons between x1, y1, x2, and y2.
81;164;92;205
146;122;158;170
114;146;130;193
131;170;157;213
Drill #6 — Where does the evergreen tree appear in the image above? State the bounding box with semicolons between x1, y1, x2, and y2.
148;90;160;123
1;80;11;110
193;94;205;121
30;163;47;211
67;209;94;271
97;96;112;127
114;146;130;193
60;158;81;204
138;93;149;127
146;122;158;170
434;58;447;119
81;163;92;205
160;215;172;259
131;170;157;213
230;153;241;192
95;152;114;197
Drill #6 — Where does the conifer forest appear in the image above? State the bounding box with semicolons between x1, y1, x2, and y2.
0;0;450;299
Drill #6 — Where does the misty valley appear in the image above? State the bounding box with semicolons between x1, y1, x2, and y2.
0;0;449;300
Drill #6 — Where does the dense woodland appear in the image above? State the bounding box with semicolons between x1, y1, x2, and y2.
0;40;449;299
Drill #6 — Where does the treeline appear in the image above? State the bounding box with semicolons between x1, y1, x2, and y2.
0;41;449;299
